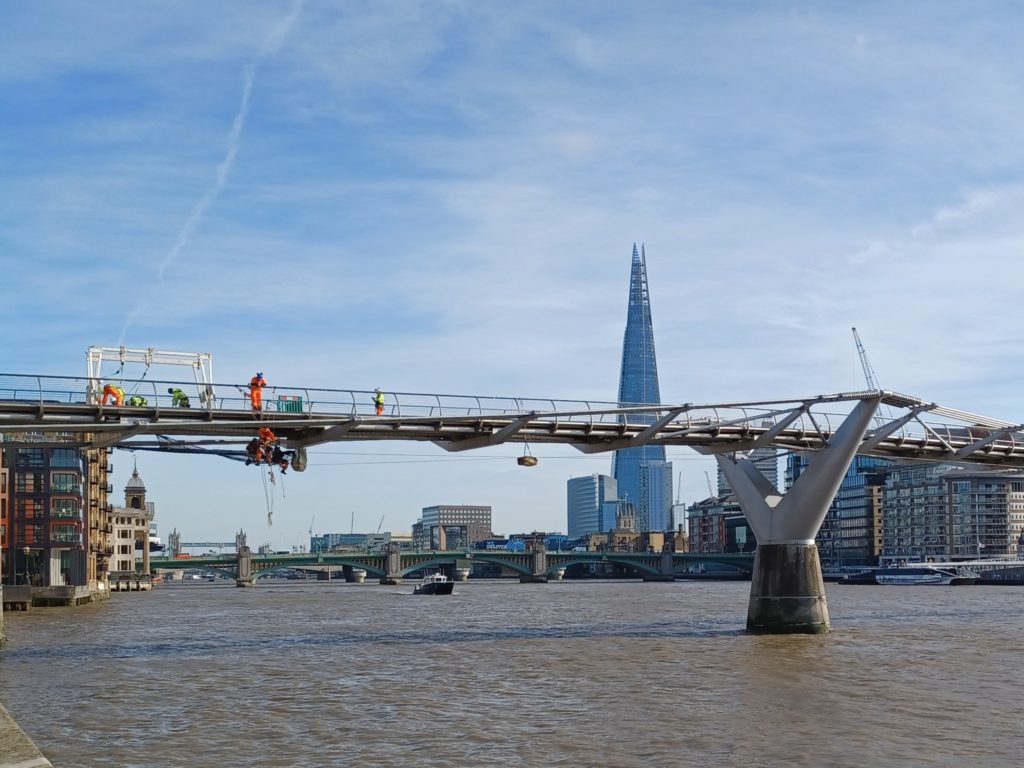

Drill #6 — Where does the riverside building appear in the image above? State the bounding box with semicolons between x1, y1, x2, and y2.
880;466;1024;564
0;435;111;593
412;505;492;550
108;465;155;577
785;454;891;569
611;244;673;533
685;495;755;553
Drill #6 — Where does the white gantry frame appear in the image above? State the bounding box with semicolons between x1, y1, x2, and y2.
85;346;216;408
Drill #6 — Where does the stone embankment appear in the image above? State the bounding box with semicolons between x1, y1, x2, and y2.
0;703;54;768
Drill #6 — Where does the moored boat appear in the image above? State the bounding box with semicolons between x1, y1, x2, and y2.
874;566;978;585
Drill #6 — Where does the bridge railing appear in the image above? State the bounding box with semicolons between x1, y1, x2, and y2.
4;373;1024;457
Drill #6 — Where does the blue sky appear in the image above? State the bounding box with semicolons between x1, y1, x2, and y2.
4;1;1024;548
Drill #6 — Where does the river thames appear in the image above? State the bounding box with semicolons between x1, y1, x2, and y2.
0;579;1020;767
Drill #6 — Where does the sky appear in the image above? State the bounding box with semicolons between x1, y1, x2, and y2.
4;1;1024;549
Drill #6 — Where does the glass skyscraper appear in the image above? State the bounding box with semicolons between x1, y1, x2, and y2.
611;244;673;532
566;474;618;539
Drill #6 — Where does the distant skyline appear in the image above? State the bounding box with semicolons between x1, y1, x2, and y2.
5;2;1024;547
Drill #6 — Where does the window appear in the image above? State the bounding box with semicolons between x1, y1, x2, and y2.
51;498;81;519
16;449;45;468
51;473;80;494
51;449;80;469
15;472;43;493
16;498;43;519
51;525;82;545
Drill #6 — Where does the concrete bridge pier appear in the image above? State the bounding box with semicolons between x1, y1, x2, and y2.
643;550;676;582
342;565;367;583
236;546;255;587
380;543;402;585
520;547;548;583
716;396;880;634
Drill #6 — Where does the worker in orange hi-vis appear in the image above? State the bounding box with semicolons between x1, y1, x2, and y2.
101;383;125;406
257;426;278;465
248;371;266;412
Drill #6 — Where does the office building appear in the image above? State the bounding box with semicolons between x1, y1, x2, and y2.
611;244;673;532
413;504;492;549
566;474;618;538
786;453;891;569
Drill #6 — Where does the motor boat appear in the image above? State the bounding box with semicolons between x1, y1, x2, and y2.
413;573;454;595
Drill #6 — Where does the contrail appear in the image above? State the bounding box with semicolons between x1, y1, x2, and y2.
119;0;304;344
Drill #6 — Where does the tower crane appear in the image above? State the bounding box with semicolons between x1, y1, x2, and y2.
704;470;716;499
376;515;385;534
851;327;879;390
852;326;892;420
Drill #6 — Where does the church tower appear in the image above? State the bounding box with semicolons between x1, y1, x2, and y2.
125;461;147;510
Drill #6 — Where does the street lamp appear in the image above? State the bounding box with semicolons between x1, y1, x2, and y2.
22;546;32;586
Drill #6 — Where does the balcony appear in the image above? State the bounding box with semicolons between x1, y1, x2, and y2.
51;511;83;521
51;532;84;545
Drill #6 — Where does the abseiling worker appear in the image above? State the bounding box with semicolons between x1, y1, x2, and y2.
101;383;125;406
248;371;266;412
167;387;191;408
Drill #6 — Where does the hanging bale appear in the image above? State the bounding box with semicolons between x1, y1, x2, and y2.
517;455;538;467
291;447;308;472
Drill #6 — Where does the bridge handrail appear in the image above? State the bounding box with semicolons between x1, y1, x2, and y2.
6;372;1024;464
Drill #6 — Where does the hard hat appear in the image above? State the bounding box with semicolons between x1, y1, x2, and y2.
257;372;263;377
167;388;174;394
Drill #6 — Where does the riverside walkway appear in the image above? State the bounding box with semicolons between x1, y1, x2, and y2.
0;703;53;768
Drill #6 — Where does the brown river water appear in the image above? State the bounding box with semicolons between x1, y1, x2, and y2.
0;579;1021;768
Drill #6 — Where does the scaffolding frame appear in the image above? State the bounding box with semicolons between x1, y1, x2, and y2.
85;346;215;407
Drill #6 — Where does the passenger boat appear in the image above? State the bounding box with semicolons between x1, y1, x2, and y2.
413;573;454;595
874;566;978;585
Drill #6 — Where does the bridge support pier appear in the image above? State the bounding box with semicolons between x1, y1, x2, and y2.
235;546;254;587
520;547;548;583
716;396;880;634
380;543;402;585
643;550;676;582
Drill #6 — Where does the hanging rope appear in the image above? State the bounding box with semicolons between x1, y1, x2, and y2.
260;466;274;526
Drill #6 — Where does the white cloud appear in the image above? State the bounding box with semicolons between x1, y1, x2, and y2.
5;1;1024;545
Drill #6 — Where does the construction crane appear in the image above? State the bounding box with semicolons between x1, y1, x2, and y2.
704;470;716;499
309;515;315;538
376;515;385;534
852;326;892;420
851;327;879;390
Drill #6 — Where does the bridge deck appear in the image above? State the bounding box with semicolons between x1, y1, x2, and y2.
1;373;1023;467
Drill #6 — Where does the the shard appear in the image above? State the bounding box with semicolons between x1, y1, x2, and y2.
611;244;673;532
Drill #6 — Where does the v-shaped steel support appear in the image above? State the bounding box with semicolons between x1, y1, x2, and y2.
715;396;881;633
717;396;881;545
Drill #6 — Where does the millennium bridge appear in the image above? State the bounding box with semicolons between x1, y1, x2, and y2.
5;364;1024;633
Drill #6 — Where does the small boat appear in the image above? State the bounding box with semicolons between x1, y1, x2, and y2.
413;573;454;595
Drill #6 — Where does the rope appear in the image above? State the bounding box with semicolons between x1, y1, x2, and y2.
260;466;274;526
125;363;151;395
